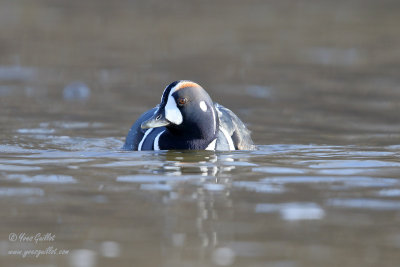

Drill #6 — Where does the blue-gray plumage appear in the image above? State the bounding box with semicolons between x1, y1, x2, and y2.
123;80;255;151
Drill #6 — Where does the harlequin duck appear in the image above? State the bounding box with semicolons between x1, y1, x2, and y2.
123;80;255;151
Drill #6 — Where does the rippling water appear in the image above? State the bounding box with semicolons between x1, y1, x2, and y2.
1;0;400;266
2;130;400;266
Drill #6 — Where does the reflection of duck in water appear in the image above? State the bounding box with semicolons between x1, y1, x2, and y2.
158;150;235;177
123;80;255;151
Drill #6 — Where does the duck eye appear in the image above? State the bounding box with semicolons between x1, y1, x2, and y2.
177;98;187;105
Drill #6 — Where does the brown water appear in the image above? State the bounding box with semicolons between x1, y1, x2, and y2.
1;1;400;267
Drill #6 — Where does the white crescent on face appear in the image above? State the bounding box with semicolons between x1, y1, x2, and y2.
164;93;183;125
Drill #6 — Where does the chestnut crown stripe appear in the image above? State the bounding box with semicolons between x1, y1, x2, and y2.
174;81;201;91
161;81;202;102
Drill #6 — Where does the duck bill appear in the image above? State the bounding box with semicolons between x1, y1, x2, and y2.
141;113;170;129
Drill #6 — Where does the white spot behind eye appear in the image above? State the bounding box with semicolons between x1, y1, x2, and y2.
199;101;208;112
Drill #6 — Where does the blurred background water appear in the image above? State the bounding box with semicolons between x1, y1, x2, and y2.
1;0;400;267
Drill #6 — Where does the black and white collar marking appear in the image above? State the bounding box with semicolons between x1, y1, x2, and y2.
138;128;153;151
153;130;165;150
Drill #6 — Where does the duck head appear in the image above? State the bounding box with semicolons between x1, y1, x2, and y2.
141;80;218;140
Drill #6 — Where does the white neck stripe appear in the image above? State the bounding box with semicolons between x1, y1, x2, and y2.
153;130;165;150
138;128;154;151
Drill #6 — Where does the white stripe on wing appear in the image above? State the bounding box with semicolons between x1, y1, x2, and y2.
220;127;235;150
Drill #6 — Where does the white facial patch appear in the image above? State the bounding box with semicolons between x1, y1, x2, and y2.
165;94;183;125
199;101;207;112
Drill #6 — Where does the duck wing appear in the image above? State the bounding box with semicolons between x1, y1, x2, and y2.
215;103;255;150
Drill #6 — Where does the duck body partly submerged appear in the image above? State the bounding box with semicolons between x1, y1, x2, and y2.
123;80;255;151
